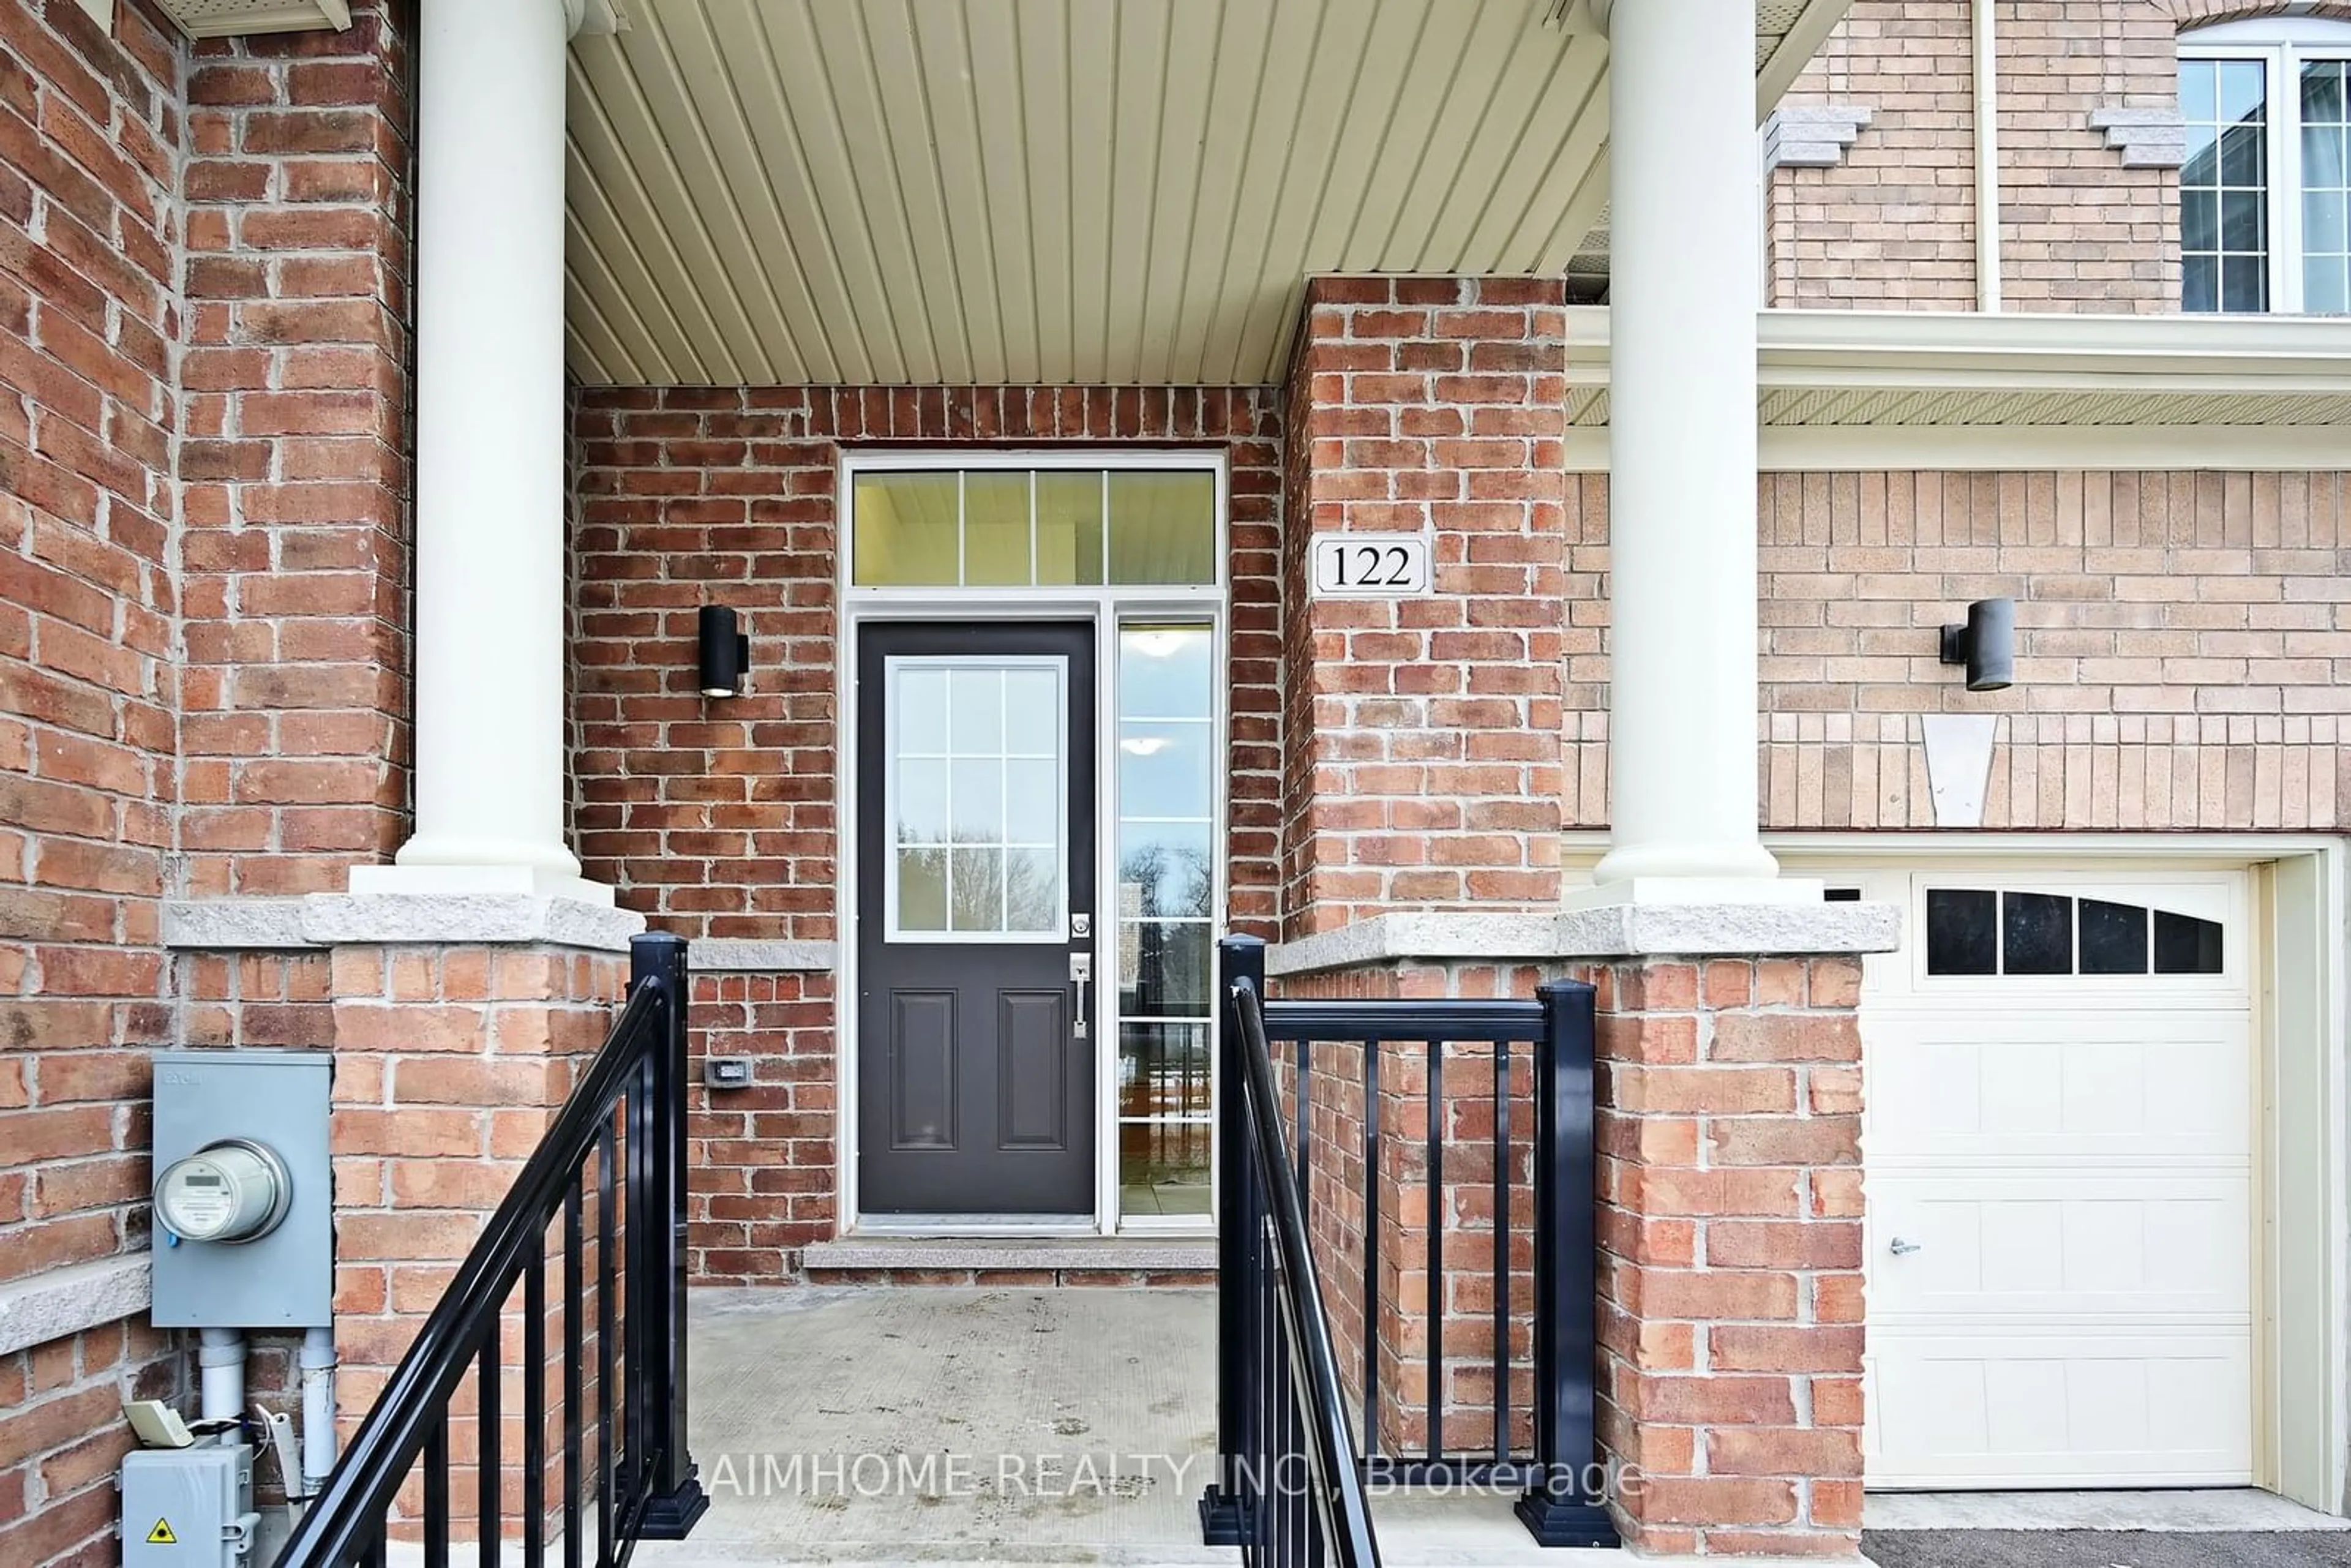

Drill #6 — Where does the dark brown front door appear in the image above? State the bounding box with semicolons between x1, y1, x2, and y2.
855;621;1097;1215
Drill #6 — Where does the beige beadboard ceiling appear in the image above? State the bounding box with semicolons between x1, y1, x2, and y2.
563;0;1850;388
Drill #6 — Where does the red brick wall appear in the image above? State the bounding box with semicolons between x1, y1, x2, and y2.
1278;962;1541;1461
325;942;625;1485
1590;957;1865;1558
1279;277;1569;939
568;384;1282;1272
187;941;626;1539
1278;952;1865;1555
684;967;834;1285
1;1313;184;1565
0;4;189;1561
178;2;413;897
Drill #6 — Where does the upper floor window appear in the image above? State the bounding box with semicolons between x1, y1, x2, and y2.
2180;19;2351;313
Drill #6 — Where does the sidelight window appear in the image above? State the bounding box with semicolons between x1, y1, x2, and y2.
1114;623;1215;1218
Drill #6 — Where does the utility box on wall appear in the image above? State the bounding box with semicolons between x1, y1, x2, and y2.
121;1438;256;1567
150;1050;332;1329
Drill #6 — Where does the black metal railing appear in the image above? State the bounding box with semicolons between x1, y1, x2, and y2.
1201;934;1616;1550
1194;943;1384;1568
281;932;708;1568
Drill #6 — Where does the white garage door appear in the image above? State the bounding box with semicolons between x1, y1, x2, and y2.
1850;869;2254;1491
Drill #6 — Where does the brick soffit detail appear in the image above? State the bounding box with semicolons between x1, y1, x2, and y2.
2088;106;2189;169
1763;104;1873;172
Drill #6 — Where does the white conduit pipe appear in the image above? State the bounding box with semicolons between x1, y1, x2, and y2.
1974;0;2003;312
197;1328;246;1425
299;1326;338;1494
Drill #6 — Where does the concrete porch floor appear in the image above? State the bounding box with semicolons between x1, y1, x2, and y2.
632;1286;1617;1568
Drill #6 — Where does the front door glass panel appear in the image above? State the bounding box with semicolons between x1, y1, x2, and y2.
885;657;1066;941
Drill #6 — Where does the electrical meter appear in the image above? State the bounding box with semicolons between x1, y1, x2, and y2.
154;1139;293;1245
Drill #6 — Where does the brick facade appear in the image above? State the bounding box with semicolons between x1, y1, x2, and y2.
1558;467;2351;833
1280;277;1570;939
1276;951;1866;1556
1771;0;2188;313
0;4;189;1561
568;384;1283;1277
1280;961;1542;1461
1772;1;1982;310
180;936;627;1537
2;0;2349;1551
328;939;623;1537
1589;956;1864;1559
178;4;413;898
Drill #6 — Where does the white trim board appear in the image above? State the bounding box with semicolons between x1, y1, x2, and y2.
1564;424;2351;473
1560;306;2351;449
1569;306;2351;384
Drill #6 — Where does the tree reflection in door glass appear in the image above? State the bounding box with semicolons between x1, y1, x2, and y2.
887;657;1065;937
1114;622;1216;1222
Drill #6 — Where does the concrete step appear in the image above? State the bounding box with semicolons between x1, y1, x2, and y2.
798;1236;1216;1286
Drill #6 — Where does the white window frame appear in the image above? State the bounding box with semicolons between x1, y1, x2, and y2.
2180;18;2351;315
836;448;1229;1239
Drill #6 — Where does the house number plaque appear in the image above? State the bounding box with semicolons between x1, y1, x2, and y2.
1308;533;1434;598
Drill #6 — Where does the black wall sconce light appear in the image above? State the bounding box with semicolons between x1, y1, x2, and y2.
698;605;749;698
1940;596;2015;692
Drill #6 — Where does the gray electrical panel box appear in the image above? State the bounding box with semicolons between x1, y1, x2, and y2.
122;1438;256;1567
151;1049;332;1328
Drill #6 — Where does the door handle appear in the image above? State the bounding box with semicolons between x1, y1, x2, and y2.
1070;951;1093;1040
1888;1236;1922;1256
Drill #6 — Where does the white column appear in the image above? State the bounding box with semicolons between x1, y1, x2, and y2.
356;0;601;901
1586;0;1803;902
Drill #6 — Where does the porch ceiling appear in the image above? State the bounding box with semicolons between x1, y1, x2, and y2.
561;0;1851;388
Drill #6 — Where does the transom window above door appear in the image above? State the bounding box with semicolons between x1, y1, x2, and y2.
2178;19;2351;313
851;467;1217;588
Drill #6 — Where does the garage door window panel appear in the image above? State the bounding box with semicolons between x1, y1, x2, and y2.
2079;899;2150;975
1925;888;2227;980
1925;888;1998;975
2003;892;2074;975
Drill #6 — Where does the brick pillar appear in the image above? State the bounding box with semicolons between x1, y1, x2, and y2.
327;939;627;1532
1279;277;1569;937
179;4;414;896
1594;956;1864;1558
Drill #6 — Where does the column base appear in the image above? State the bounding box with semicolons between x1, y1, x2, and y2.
1197;1489;1248;1545
1588;838;1785;890
1567;875;1827;910
1515;1492;1621;1548
638;1475;711;1540
351;860;617;907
